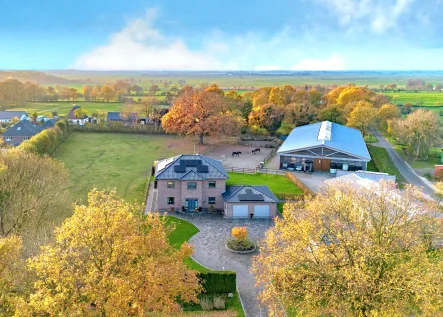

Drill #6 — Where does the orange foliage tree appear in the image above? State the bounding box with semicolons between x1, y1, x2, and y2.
162;87;243;144
18;189;202;316
232;227;248;241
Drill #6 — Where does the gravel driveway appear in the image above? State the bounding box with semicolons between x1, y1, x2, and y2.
171;213;274;317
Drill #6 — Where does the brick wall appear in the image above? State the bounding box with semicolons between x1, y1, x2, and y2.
157;179;226;211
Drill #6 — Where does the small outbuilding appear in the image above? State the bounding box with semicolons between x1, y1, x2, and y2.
277;121;371;173
222;185;278;219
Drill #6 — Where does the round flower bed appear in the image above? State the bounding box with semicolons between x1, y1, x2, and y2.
226;239;256;253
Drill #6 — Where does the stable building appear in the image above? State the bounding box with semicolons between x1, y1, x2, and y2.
277;121;371;173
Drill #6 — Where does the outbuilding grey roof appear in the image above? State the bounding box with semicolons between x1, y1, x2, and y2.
155;154;228;180
324;171;396;187
107;112;138;121
222;185;279;203
2;120;42;137
277;121;371;161
336;170;396;182
0;111;27;120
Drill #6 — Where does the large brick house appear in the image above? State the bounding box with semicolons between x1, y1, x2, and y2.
154;154;278;218
2;119;54;146
155;154;228;211
0;111;28;123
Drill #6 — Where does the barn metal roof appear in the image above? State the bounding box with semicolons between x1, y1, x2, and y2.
277;121;371;161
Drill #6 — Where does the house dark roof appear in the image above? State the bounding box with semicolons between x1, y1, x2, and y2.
0;111;28;120
155;154;228;180
40;119;56;129
106;112;138;121
222;185;279;203
2;120;42;137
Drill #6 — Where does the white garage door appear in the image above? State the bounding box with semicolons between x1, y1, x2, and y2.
254;205;270;218
232;205;249;218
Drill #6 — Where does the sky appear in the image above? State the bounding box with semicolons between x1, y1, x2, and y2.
0;0;442;71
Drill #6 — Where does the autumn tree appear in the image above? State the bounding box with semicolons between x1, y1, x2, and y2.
162;87;243;144
20;190;201;316
149;84;160;96
249;103;284;135
100;84;116;102
74;108;88;119
68;88;78;101
91;85;101;101
0;150;70;242
377;103;401;129
318;104;346;124
392;109;441;160
253;182;443;317
346;101;378;137
82;85;94;101
277;102;317;134
205;83;224;96
0;235;27;315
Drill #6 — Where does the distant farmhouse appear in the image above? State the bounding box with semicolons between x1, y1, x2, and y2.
2;119;55;146
0;111;29;123
106;112;138;125
67;105;88;126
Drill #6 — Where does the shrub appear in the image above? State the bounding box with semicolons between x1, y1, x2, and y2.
198;271;236;294
213;295;226;310
200;297;213;311
226;239;255;251
232;227;248;241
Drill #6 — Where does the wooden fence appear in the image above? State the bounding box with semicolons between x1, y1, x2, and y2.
285;172;315;196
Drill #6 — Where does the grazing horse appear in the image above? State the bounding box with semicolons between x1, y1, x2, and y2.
252;148;261;154
232;151;241;157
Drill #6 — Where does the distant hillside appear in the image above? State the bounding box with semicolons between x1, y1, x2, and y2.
0;71;80;85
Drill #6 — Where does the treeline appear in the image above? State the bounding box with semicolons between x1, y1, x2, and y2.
199;83;398;138
0;79;182;110
378;80;443;91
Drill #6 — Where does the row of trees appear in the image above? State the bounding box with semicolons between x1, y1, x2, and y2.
162;83;402;143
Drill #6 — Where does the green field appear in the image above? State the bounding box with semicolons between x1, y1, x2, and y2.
226;172;303;198
367;145;406;183
383;91;443;106
10;101;124;116
53;133;205;204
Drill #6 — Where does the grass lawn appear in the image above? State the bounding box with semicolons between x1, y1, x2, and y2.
364;133;379;144
226;172;303;198
393;144;442;170
10;101;124;116
383;91;443;106
367;145;406;183
165;217;245;317
54;133;206;204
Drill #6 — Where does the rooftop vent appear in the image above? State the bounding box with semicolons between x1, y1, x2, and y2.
317;121;332;141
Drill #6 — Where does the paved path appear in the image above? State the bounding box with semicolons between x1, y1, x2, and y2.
172;213;273;317
372;130;435;198
145;181;157;213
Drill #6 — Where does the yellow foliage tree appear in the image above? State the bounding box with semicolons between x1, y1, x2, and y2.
0;236;26;315
346;100;378;137
232;227;248;241
19;189;202;316
252;182;443;317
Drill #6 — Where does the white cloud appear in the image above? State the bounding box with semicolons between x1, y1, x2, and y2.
320;0;416;33
74;9;232;71
74;8;345;71
292;55;346;71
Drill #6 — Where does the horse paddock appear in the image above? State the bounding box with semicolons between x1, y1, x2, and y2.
203;145;274;169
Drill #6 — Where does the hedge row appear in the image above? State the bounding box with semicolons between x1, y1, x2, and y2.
73;124;164;134
198;271;236;294
19;120;71;156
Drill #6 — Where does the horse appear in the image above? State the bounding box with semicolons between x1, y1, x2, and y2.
252;148;260;154
232;151;241;157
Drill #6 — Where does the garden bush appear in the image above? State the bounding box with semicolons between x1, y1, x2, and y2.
198;271;236;294
226;239;255;251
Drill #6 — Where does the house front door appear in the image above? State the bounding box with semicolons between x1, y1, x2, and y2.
186;199;198;211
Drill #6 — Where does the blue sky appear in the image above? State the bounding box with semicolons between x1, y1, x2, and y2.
1;0;442;70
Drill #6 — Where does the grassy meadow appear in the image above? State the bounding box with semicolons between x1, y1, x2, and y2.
53;133;206;204
383;91;443;106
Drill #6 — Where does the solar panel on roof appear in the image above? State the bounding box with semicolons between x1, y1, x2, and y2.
196;165;208;173
174;165;186;173
238;189;264;201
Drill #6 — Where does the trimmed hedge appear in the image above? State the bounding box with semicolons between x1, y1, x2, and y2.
198;271;236;294
19;119;72;156
73;123;164;134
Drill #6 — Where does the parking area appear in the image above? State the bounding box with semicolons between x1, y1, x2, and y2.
204;145;274;169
